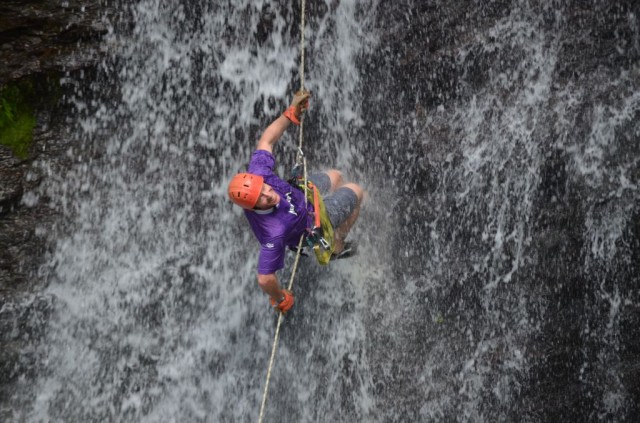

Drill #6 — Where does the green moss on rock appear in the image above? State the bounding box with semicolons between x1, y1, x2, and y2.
0;83;36;160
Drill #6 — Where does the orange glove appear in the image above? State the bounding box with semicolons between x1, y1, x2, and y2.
283;90;311;125
270;289;294;313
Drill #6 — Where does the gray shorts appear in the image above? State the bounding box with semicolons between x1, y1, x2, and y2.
308;172;358;229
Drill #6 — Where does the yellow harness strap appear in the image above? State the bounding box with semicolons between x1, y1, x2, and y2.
299;181;335;265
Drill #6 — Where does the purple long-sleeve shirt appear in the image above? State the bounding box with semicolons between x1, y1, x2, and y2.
244;150;313;274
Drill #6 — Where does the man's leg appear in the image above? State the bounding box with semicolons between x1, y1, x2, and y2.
333;182;363;253
323;181;364;253
308;169;344;194
324;169;344;192
309;170;364;253
308;170;340;195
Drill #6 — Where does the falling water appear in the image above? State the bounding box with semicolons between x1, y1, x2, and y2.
6;0;639;422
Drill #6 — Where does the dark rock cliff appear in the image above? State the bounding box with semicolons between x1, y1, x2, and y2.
0;0;107;414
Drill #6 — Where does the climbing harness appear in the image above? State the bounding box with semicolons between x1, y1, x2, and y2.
257;0;309;421
291;175;335;264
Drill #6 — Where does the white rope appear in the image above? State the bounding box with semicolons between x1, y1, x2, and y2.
257;1;307;421
298;0;308;207
299;0;306;92
257;233;305;423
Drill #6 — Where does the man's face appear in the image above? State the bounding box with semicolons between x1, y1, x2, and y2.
254;183;280;209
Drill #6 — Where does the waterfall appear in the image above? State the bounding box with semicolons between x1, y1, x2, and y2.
10;0;639;421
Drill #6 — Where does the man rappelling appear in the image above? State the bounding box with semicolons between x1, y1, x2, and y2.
227;90;363;313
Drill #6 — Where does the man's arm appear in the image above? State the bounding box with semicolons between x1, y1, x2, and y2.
256;90;311;153
256;115;292;153
257;273;285;302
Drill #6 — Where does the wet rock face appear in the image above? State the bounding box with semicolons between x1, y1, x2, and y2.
1;1;105;283
358;0;640;420
0;1;107;417
0;0;105;276
0;0;106;81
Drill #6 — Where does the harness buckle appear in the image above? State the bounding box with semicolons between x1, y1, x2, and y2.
306;226;330;251
318;236;330;250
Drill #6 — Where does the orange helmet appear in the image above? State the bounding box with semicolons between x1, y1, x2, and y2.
228;173;264;209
